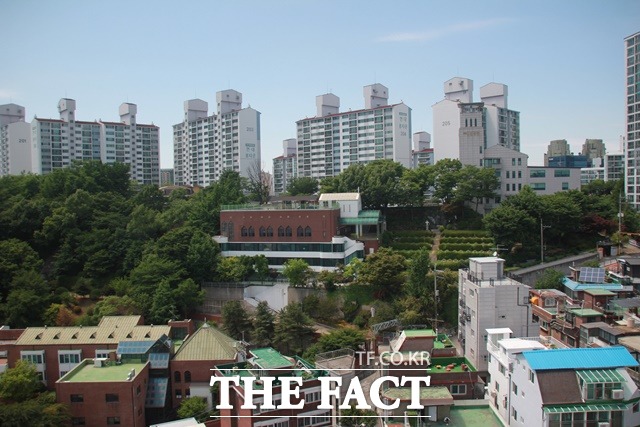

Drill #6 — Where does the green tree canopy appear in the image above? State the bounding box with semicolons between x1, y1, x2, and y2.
252;301;275;348
274;303;315;355
221;301;251;341
282;259;311;287
287;177;319;196
358;248;407;298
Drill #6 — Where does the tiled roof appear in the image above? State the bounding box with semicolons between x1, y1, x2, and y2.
523;347;639;371
172;323;237;361
537;371;582;404
15;316;170;345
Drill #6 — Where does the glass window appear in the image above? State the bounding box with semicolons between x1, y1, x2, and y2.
554;169;570;177
107;417;121;425
70;394;84;403
297;226;304;237
305;226;312;237
278;226;284;237
285;226;292;237
185;371;191;382
106;393;119;403
174;371;181;383
530;169;546;178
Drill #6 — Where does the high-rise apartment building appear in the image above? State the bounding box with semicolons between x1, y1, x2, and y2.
272;138;297;195
28;99;160;184
626;32;640;209
411;131;433;168
582;138;606;166
173;90;261;187
544;139;571;166
295;83;411;180
433;79;519;163
0;103;32;176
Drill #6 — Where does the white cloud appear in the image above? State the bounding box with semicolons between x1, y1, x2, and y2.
376;18;513;43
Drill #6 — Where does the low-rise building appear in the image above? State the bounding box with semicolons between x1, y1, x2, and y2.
487;328;640;427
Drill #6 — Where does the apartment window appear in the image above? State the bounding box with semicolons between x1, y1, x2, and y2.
105;393;119;403
529;370;535;384
450;384;467;395
70;394;84;403
562;182;569;190
512;408;518;420
518;170;522;178
512;382;518;395
499;364;506;375
107;417;121;425
185;371;191;382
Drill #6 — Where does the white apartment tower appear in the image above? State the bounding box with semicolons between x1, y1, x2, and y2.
0;104;32;176
411;131;433;168
432;77;474;162
173;89;261;187
29;99;160;184
458;257;537;374
272;138;297;195
625;32;640;209
433;79;520;163
295;84;411;180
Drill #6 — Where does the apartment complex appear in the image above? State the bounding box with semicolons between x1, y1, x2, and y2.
411;131;434;168
0;103;32;176
272;138;297;195
173;89;261;187
294;83;411;180
433;78;520;163
31;99;160;184
626;31;640;209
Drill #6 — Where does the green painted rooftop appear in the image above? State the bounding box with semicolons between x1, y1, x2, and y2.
251;348;294;369
430;357;477;373
584;288;616;296
404;329;436;338
381;386;453;401
60;360;147;383
569;308;603;317
388;405;503;427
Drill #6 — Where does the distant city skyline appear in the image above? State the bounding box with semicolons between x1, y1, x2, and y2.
2;1;638;172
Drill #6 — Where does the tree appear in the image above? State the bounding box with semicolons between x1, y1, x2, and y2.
274;303;315;355
221;301;251;341
535;269;565;291
173;279;205;318
483;204;537;256
148;281;178;324
186;231;219;282
340;406;377;427
282;259;311;287
454;166;500;212
246;160;272;205
358;248;407;298
217;257;250;282
252;301;275;347
287;177;318;196
177;397;209;421
0;361;42;402
128;254;186;315
0;239;43;295
2;270;51;327
253;255;270;282
405;247;432;298
304;327;365;361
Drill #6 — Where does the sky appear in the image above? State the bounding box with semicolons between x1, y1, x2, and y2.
2;1;639;171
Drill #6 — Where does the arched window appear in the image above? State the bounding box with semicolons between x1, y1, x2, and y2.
185;371;191;382
305;226;312;237
241;226;248;237
174;371;181;383
267;226;273;237
285;226;292;237
297;226;304;237
248;226;255;237
259;226;266;237
278;226;285;237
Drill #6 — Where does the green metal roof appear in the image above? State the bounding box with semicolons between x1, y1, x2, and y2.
569;308;604;317
339;210;381;225
544;403;628;413
576;369;625;384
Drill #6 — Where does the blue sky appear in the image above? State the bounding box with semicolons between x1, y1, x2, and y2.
2;1;639;170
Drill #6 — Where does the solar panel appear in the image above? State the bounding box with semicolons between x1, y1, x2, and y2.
579;267;605;284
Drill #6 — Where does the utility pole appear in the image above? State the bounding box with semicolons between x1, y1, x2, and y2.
540;218;551;264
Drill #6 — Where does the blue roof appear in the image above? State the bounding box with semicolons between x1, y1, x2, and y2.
562;277;623;292
523;347;639;371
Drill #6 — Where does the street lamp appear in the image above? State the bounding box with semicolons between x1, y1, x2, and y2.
540;218;551;264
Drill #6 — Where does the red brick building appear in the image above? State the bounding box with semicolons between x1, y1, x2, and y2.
170;323;240;409
56;358;149;427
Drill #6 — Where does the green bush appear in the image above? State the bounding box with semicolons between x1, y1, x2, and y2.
390;242;433;251
439;236;494;244
434;259;469;270
436;250;494;260
439;243;494;251
441;230;491;237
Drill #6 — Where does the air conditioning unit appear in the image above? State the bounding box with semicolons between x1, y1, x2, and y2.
612;389;624;400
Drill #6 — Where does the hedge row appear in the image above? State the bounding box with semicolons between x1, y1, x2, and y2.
388;230;435;238
434;259;469;270
390;242;433;250
389;236;435;243
439;236;494;244
439;243;494;251
436;250;494;260
441;230;491;237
